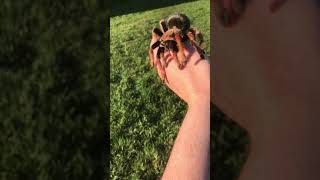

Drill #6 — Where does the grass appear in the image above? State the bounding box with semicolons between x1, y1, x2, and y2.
212;105;249;180
0;1;106;179
110;0;210;179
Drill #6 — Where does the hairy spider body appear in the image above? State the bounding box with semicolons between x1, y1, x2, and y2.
149;13;206;81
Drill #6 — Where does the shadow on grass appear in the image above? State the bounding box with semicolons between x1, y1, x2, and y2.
111;0;198;17
211;104;250;180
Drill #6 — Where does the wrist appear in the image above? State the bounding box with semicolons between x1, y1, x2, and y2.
187;94;210;108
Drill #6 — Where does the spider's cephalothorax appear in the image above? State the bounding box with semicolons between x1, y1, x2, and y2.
149;13;206;76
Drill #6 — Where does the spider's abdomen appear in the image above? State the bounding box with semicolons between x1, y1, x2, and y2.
166;13;190;32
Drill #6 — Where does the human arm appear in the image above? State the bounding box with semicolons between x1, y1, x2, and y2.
150;39;210;179
161;97;210;179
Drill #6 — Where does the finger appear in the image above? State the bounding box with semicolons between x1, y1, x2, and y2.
149;29;161;54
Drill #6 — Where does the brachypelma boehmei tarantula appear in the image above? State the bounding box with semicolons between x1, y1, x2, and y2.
149;13;206;73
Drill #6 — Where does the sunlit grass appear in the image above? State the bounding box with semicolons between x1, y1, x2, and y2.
110;0;210;179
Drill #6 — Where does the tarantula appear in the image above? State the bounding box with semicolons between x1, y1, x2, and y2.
149;13;206;72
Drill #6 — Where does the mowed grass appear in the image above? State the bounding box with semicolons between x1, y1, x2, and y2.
110;0;210;179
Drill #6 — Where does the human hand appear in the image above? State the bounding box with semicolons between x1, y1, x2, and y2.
150;37;210;106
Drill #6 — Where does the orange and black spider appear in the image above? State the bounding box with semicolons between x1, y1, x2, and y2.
149;13;206;73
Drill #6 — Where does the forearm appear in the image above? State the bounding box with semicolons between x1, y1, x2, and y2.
162;99;210;179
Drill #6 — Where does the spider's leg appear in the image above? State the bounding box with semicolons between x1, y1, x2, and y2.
167;40;181;69
149;28;162;68
149;42;158;68
157;46;167;69
153;27;163;37
190;27;205;49
159;19;168;33
151;41;161;49
187;30;206;59
173;27;187;68
171;51;180;69
149;47;154;68
167;40;178;51
163;46;171;67
157;46;167;82
149;41;161;68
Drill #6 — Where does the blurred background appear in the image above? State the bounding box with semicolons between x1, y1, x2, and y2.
0;1;107;179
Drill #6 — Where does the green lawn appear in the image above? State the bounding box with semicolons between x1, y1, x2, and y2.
110;0;210;179
212;105;249;180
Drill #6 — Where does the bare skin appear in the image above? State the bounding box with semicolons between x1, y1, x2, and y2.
151;37;210;179
213;0;320;179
